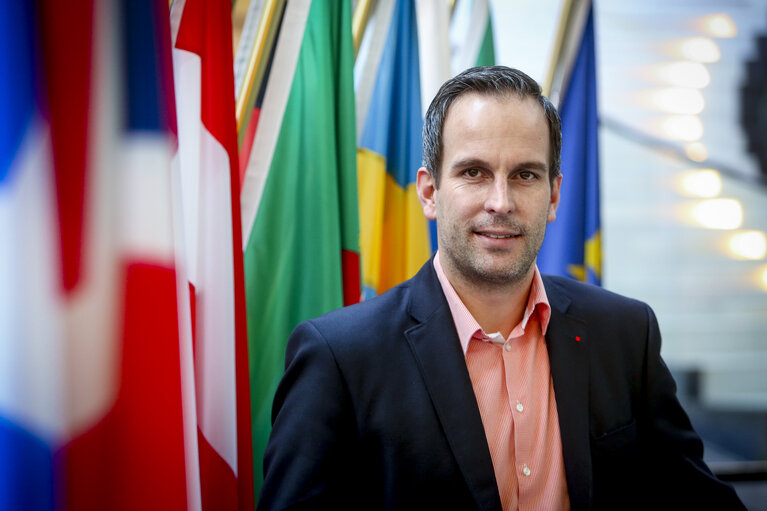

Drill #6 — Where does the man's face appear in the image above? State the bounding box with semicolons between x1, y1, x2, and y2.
417;92;562;289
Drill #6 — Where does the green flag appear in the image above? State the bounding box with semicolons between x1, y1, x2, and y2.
240;0;359;498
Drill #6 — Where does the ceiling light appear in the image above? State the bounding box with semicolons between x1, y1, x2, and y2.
671;37;721;63
651;62;710;88
677;169;721;197
696;14;737;38
655;115;704;141
643;87;705;114
686;199;742;229
759;266;767;291
727;231;767;260
684;142;708;162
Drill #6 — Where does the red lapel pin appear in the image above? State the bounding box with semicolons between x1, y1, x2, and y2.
575;336;581;342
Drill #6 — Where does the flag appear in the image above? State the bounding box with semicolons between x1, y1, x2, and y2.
416;0;451;117
474;2;495;67
450;0;495;75
171;0;254;509
239;0;360;497
355;0;431;299
538;2;601;285
29;0;191;508
0;1;59;509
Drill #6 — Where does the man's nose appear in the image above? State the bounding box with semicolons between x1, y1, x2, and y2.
484;178;514;214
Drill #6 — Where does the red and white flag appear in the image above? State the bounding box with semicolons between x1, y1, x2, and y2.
170;0;255;509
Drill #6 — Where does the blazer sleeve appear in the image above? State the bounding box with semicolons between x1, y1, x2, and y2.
257;320;358;511
641;304;745;510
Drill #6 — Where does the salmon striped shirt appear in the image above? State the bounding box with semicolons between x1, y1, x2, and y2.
434;252;570;511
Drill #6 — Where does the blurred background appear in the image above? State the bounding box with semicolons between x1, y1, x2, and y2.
488;0;767;507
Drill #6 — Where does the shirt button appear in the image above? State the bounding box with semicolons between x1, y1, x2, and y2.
522;464;531;477
516;402;524;413
504;343;512;352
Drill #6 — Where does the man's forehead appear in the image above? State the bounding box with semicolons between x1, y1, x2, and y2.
444;92;543;127
443;92;547;134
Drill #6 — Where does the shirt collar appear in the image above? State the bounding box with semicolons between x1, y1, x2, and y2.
433;251;551;355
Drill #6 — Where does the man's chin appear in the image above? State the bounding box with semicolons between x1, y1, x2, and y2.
463;261;533;288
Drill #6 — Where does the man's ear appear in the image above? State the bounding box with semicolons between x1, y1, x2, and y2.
416;167;437;220
547;173;563;223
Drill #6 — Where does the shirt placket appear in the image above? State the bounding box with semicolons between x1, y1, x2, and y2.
503;330;535;497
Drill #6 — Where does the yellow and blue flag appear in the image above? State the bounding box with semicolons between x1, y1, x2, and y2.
538;3;601;285
356;0;431;299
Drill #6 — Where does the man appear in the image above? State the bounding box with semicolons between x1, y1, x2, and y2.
258;66;744;511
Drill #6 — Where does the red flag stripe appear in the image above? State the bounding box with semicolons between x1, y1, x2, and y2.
39;0;92;293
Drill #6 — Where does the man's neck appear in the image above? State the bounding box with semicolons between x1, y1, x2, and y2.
441;262;534;339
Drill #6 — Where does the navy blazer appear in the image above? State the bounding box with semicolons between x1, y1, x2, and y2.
258;260;744;511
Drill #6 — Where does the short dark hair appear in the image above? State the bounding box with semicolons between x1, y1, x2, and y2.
422;66;562;187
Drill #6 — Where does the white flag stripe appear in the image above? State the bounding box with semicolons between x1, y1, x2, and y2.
196;127;238;473
120;136;177;264
0;123;65;442
172;49;203;285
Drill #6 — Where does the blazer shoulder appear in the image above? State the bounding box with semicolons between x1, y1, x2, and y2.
302;260;443;338
293;277;419;355
542;274;652;319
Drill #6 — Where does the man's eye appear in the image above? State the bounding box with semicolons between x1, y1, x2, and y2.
464;168;480;178
518;171;536;180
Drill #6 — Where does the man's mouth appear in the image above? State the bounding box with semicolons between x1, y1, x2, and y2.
476;231;521;239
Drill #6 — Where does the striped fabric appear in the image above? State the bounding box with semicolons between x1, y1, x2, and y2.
434;253;570;510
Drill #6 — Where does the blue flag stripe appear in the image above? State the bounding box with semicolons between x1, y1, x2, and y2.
123;0;171;132
0;1;39;184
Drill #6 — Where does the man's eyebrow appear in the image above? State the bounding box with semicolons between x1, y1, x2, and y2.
449;158;548;172
515;161;548;172
449;157;490;170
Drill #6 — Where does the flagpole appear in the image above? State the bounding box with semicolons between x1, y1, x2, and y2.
353;0;376;58
235;0;285;138
542;0;574;101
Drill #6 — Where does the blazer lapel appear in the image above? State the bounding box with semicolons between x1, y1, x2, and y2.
544;277;593;511
404;262;502;511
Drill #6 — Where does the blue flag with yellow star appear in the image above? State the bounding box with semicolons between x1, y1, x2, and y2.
538;5;601;285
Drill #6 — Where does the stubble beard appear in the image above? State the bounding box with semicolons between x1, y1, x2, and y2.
439;217;546;292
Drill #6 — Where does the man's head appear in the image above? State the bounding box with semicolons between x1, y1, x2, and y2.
422;66;561;188
416;67;563;291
